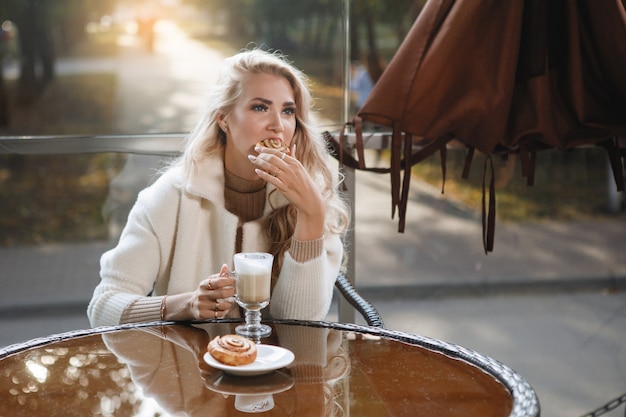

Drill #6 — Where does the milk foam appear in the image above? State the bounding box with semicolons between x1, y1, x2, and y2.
235;255;272;304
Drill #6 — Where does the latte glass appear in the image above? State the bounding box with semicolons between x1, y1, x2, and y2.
232;252;273;338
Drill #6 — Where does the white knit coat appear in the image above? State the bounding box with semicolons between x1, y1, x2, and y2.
87;154;343;327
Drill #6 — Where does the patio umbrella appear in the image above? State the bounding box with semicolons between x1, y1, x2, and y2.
332;0;626;252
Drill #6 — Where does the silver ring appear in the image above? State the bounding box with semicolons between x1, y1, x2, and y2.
281;152;286;161
214;310;218;319
215;301;220;311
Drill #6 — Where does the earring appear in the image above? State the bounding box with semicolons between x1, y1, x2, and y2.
223;124;229;132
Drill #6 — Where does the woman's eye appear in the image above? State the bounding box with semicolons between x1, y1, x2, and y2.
252;104;268;112
283;107;296;116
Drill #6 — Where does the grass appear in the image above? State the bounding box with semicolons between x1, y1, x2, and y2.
410;145;622;222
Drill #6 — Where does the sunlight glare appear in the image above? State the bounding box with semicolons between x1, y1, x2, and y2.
25;360;49;383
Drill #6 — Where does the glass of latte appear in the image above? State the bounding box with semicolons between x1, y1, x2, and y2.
232;252;273;338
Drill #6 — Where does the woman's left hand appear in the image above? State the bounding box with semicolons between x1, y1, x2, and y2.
249;144;325;241
165;264;235;321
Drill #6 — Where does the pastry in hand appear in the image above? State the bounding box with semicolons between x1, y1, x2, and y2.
207;334;257;366
257;138;291;155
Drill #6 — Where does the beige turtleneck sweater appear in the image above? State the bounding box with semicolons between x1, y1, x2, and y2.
224;169;322;261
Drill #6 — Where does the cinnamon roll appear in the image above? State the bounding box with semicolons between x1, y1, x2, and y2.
207;335;257;366
257;138;290;155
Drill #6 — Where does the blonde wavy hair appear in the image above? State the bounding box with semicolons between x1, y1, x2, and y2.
174;49;350;273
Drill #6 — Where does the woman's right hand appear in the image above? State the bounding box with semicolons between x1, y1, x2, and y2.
251;144;326;241
165;264;236;321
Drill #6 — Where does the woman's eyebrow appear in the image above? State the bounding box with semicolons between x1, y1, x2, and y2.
251;97;296;107
251;97;272;104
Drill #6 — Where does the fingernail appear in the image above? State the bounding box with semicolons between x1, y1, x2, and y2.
255;168;264;175
248;154;257;161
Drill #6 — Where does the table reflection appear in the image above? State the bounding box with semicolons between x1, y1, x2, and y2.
103;323;349;416
204;370;295;413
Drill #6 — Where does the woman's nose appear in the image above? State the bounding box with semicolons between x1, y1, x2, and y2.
267;111;284;132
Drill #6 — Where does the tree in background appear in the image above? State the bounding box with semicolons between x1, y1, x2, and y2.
3;0;55;105
350;0;424;84
0;0;116;124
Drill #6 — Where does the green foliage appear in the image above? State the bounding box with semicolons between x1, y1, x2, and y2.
0;153;113;246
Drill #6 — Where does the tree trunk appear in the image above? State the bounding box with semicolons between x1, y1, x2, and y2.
15;0;55;105
0;74;8;127
349;9;360;61
363;7;384;82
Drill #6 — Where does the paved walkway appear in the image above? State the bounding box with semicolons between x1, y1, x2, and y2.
1;21;625;417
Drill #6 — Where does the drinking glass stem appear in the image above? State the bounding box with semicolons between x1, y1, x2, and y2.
236;305;271;338
245;308;262;330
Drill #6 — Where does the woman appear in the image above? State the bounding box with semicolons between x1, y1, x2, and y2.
88;49;350;327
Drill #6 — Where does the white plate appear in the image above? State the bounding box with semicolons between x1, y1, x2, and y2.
205;370;294;395
204;345;295;376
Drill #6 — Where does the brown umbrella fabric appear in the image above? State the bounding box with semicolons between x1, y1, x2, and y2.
329;0;626;252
